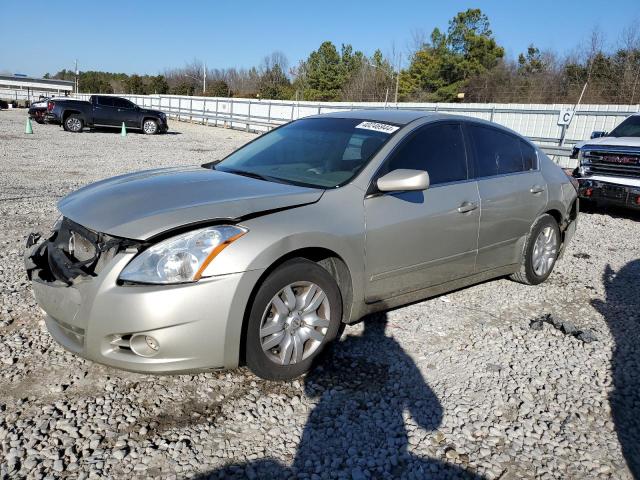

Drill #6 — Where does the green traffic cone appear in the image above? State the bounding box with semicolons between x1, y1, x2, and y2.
121;122;127;137
25;117;33;134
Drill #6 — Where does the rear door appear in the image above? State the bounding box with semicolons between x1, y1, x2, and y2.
465;123;547;271
364;122;480;301
92;96;118;126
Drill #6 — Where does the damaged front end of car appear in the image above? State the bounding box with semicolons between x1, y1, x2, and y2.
24;215;260;374
25;217;141;286
24;217;148;358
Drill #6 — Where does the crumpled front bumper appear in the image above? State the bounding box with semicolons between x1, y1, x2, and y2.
25;231;263;374
577;177;640;209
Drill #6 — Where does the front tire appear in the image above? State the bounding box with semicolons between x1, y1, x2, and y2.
142;119;158;135
245;259;343;380
63;115;83;133
511;214;560;285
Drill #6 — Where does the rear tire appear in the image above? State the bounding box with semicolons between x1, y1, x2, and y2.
63;115;83;133
511;214;560;285
245;258;343;380
142;119;158;135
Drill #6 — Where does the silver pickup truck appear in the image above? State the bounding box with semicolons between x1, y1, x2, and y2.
572;113;640;210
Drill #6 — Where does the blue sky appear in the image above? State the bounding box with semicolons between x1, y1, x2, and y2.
1;0;638;76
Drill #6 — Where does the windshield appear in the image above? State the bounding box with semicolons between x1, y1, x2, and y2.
609;115;640;138
213;118;398;188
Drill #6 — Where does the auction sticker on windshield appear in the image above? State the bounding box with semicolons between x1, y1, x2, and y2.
355;121;400;134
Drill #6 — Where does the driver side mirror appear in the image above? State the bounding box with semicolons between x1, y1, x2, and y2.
377;169;430;192
590;130;608;139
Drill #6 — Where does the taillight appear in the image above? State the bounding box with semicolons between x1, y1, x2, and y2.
47;101;54;112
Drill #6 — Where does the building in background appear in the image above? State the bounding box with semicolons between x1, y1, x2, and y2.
0;75;74;104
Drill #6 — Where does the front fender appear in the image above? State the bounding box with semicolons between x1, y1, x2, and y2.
202;185;368;321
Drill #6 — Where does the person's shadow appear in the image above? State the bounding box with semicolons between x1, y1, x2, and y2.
593;260;640;478
199;313;482;479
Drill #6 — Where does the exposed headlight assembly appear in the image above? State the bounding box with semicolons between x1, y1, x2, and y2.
119;225;247;284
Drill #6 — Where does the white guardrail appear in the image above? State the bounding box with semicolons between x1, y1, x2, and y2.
12;90;640;168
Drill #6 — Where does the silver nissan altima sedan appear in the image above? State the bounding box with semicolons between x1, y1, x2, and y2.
25;110;578;380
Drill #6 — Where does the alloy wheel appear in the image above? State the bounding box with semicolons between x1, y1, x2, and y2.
532;226;558;276
66;117;81;132
259;281;331;365
143;120;157;134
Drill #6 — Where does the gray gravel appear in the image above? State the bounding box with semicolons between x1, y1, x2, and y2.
1;108;640;479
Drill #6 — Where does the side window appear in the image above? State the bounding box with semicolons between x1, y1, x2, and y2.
520;140;538;170
468;125;524;177
384;123;468;185
96;96;114;107
113;98;134;109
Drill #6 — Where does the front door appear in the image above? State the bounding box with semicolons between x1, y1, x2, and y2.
364;122;480;302
111;97;139;128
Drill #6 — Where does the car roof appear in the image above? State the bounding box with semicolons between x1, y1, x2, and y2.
309;109;435;125
308;108;526;138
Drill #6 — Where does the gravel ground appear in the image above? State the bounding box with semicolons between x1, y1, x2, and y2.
1;108;640;479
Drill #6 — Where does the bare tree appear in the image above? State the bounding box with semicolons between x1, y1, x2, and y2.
261;51;289;73
406;28;428;59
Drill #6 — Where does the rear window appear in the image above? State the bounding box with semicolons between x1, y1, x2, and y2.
468;124;525;177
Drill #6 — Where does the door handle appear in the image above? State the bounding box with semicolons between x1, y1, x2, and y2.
530;185;545;194
457;201;478;213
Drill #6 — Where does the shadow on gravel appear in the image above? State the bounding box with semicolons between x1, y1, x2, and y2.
593;260;640;478
196;314;482;479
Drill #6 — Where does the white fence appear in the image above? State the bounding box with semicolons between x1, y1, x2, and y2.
5;88;634;167
74;93;638;149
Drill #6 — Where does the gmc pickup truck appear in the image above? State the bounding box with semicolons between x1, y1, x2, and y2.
572;113;640;210
46;95;168;134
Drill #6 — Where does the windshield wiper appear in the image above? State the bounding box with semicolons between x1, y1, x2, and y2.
218;168;273;182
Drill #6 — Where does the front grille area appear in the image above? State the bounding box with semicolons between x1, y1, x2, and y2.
27;217;139;285
47;218;102;283
583;149;640;178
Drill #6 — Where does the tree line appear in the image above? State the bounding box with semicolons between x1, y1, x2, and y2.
45;9;640;104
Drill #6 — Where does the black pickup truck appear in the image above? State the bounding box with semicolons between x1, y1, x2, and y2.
46;95;168;134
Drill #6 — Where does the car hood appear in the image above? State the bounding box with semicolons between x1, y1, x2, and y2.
576;136;640;149
58;166;324;240
140;108;164;116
